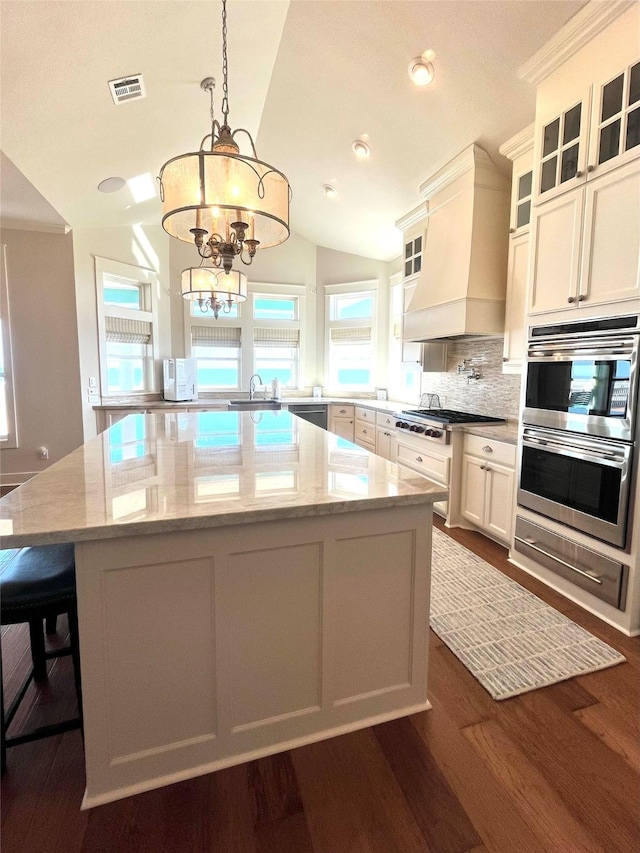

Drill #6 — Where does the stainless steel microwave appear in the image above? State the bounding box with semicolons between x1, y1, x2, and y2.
523;315;640;442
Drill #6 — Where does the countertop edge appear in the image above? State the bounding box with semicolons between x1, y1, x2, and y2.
0;487;449;549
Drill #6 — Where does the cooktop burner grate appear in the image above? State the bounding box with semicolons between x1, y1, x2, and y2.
401;409;506;425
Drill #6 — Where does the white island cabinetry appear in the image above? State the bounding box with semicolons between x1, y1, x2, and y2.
0;411;446;809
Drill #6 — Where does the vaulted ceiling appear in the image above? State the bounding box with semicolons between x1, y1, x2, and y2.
1;0;585;260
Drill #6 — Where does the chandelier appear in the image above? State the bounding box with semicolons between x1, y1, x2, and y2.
158;0;291;311
181;265;248;318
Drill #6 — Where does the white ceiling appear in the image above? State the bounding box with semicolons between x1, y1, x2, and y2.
1;0;586;261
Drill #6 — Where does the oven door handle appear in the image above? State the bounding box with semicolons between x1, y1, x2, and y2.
527;337;637;359
514;537;603;584
523;435;627;468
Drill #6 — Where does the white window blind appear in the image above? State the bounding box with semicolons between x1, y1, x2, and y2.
105;317;152;344
253;328;300;347
330;326;372;342
191;326;241;347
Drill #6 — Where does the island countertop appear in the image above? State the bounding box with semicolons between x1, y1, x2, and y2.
0;410;448;548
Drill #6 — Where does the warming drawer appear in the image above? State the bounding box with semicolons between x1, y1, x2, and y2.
514;516;627;609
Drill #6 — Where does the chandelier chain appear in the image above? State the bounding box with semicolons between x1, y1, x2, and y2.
221;0;229;125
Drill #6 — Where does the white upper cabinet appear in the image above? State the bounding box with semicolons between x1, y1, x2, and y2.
523;2;640;316
499;125;534;372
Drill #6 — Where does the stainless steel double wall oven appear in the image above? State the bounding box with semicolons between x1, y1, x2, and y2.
517;314;640;550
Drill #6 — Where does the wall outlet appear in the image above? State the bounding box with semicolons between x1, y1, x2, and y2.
38;446;49;460
89;376;97;388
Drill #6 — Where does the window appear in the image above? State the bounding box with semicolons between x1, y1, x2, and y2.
404;235;422;278
192;326;241;390
0;244;17;447
187;286;304;391
326;287;375;391
96;258;159;397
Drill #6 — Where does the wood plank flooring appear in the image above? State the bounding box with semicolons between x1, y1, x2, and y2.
2;520;639;853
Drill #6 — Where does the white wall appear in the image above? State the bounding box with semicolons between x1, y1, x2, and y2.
72;223;171;438
1;226;83;482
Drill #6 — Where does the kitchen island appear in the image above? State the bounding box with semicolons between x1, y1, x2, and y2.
0;410;447;808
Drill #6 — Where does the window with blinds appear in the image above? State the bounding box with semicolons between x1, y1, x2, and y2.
96;258;159;397
188;292;302;391
327;290;375;390
191;326;242;389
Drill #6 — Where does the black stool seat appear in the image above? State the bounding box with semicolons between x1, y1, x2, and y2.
1;544;75;614
1;544;83;771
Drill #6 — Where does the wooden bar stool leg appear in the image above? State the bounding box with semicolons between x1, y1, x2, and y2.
28;619;47;682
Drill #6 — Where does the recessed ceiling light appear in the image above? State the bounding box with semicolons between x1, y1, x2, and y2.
323;184;338;198
352;139;371;159
408;55;435;86
98;176;126;193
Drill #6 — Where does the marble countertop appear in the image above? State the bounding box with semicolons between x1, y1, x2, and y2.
0;411;448;548
93;397;405;413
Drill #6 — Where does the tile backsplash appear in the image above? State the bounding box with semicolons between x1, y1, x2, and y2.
420;338;521;421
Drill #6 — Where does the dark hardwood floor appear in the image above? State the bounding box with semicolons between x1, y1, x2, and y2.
2;520;639;852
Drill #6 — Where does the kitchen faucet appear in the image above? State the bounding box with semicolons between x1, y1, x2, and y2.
248;373;263;400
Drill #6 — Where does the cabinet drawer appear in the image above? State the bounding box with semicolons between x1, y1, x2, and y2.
396;443;450;485
355;420;375;444
514;517;626;609
330;404;354;418
464;434;516;467
376;411;397;428
355;406;375;423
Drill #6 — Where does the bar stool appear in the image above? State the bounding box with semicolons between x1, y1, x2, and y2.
1;544;83;771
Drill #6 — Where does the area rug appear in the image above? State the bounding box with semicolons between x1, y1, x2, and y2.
430;528;625;700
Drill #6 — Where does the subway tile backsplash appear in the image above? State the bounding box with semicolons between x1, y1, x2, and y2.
420;338;521;421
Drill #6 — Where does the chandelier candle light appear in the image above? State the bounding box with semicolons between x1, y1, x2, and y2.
158;0;291;318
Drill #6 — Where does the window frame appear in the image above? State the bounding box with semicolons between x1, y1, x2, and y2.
0;243;18;448
185;282;306;392
325;281;377;393
95;257;159;398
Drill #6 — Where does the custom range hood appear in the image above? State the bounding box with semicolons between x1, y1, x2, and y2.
399;144;510;342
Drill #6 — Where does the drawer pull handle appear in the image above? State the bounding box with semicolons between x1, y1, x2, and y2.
416;456;423;463
339;409;346;413
363;429;367;434
480;463;487;470
482;445;493;453
516;537;602;584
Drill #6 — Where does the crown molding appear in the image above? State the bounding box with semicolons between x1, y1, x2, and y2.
499;124;535;161
394;201;429;232
518;0;635;86
0;217;71;235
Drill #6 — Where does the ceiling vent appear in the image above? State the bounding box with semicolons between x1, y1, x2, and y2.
108;74;146;105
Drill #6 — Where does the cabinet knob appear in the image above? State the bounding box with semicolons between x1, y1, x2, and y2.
567;296;576;304
587;164;595;173
502;356;508;362
480;463;487;470
482;445;493;453
578;294;586;302
576;170;584;178
509;227;515;234
416;456;423;463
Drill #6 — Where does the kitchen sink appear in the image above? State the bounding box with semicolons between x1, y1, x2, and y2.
227;399;282;411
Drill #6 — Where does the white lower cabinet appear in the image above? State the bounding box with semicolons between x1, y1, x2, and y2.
460;435;516;545
354;406;376;452
329;405;355;442
396;433;450;518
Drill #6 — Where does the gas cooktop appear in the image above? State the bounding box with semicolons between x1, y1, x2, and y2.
401;408;506;425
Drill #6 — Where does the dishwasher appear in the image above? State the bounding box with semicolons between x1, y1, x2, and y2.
287;404;328;429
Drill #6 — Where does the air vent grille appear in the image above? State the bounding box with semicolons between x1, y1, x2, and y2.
108;74;146;105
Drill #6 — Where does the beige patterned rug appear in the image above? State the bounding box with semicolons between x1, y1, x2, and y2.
430;528;625;700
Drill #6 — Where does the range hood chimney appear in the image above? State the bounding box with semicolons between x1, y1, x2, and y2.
400;144;510;342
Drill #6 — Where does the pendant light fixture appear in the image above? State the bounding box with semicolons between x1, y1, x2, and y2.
181;265;248;318
158;0;291;311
